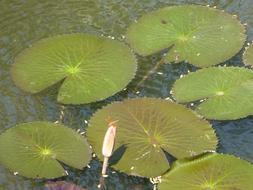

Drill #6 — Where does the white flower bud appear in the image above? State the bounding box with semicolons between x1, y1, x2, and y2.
102;120;117;158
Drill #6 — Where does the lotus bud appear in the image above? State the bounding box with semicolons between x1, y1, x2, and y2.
102;120;117;157
101;119;118;176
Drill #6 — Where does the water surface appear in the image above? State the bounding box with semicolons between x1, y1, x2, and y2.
0;0;253;189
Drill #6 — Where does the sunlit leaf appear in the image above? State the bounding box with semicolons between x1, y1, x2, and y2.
159;153;253;190
172;67;253;120
87;98;217;178
126;5;245;67
11;34;137;104
0;122;91;179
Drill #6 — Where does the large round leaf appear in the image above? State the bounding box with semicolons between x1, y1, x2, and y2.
87;98;217;178
243;43;253;66
159;153;253;190
172;67;253;120
126;5;246;67
11;34;137;104
0;122;91;179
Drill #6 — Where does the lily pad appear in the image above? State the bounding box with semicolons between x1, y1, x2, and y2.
0;121;91;179
11;33;137;104
87;98;217;178
159;153;253;190
46;181;87;190
172;67;253;120
243;43;253;66
126;5;246;67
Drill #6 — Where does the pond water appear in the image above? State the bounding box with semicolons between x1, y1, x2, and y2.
0;0;253;190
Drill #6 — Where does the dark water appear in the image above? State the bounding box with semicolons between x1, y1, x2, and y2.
0;0;252;189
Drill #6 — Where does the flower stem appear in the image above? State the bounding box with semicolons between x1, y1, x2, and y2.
102;157;109;177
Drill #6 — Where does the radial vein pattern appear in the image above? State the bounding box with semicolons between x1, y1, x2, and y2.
159;153;253;190
11;33;137;104
87;98;217;178
172;67;253;120
0;121;91;178
126;5;246;67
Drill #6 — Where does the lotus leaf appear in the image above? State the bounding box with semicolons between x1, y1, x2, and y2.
87;98;217;178
159;153;253;190
11;34;137;104
243;43;253;66
0;122;91;178
172;67;253;120
126;5;245;67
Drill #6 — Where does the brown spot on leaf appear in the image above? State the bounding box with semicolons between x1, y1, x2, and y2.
161;20;167;24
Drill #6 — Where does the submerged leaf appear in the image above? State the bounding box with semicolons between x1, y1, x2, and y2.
0;122;91;179
11;33;137;104
46;181;87;190
87;98;217;178
243;43;253;66
172;67;253;120
159;153;253;190
126;5;245;67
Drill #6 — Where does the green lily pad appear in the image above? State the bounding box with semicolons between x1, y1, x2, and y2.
11;34;137;104
159;153;253;190
243;43;253;66
126;5;245;67
0;121;91;179
87;98;217;178
172;67;253;120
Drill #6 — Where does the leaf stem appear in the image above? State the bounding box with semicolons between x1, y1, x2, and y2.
135;58;165;90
